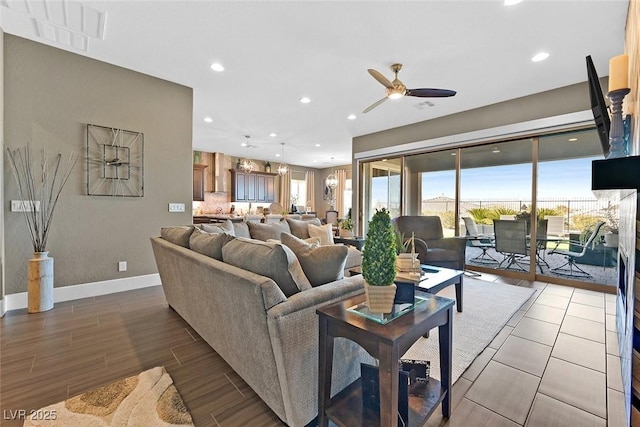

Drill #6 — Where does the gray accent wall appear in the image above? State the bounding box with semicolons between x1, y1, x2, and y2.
1;28;4;307
4;35;193;295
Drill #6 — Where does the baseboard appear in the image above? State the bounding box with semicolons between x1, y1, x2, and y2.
0;298;6;317
4;273;161;311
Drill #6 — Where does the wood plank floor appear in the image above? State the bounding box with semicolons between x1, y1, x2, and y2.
0;275;628;426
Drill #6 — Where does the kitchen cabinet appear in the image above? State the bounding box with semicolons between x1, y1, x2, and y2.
193;152;231;193
193;164;207;201
231;170;276;202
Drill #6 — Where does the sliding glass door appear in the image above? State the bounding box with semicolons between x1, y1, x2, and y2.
361;158;402;233
459;139;534;275
536;129;615;287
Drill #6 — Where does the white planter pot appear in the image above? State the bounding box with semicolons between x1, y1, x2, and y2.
28;251;54;313
339;229;354;238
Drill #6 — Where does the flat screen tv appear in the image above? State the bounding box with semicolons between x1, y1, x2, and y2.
586;55;611;158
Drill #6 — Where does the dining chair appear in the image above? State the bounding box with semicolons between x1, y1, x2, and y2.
493;219;529;271
265;214;283;224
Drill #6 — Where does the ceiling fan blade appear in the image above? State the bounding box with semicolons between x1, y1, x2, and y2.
405;88;457;98
367;69;394;89
362;97;389;113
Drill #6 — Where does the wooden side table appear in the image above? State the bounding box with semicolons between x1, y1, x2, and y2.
317;293;454;427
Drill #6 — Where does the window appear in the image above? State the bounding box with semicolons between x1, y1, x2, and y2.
343;178;352;217
290;176;307;209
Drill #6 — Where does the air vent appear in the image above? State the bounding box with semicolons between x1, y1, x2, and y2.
414;100;435;110
4;0;106;51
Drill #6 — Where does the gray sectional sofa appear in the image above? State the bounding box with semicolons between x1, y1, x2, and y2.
150;218;370;427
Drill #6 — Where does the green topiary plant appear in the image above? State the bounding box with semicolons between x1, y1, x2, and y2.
362;208;397;286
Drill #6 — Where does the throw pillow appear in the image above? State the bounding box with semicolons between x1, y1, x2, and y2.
160;226;194;248
201;220;235;236
247;221;292;241
222;237;311;297
281;233;348;287
285;217;322;239
232;221;251;238
189;227;234;260
308;223;335;246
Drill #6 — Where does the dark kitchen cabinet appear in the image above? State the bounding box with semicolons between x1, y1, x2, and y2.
231;170;276;202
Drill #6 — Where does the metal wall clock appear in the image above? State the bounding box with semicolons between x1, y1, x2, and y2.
86;124;144;197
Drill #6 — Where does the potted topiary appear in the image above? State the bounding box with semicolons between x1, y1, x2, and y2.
362;208;397;313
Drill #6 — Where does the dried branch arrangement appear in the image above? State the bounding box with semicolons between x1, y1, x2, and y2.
6;146;78;252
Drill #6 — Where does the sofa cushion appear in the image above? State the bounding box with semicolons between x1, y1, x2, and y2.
200;220;235;236
160;226;194;248
285;217;322;239
247;221;292;241
232;221;251;238
281;233;348;287
344;246;363;270
308;223;335;246
189;227;234;260
222;237;311;297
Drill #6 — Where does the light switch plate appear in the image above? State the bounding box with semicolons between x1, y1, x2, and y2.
168;203;185;212
11;200;40;212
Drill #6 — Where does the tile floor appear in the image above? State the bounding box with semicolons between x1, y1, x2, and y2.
425;272;627;427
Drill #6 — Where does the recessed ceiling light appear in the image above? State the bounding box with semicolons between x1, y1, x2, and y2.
241;143;247;147
568;138;578;142
300;97;311;104
315;144;321;147
382;159;388;162
203;117;213;123
210;62;224;72
312;160;317;163
451;152;457;156
504;0;523;6
347;114;357;120
492;148;501;153
531;52;549;62
275;153;281;157
269;132;277;137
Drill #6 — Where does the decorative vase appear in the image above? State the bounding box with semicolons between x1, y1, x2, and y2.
27;251;54;313
364;282;397;314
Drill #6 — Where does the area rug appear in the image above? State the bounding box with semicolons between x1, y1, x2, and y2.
402;278;535;384
23;366;194;426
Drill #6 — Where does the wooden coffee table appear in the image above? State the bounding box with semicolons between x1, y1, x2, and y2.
317;293;454;427
350;265;464;312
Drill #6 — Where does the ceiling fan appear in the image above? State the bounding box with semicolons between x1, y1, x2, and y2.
363;63;456;113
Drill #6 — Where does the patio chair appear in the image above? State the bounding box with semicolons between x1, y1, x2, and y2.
393;216;466;270
493;219;529;272
545;215;565;237
549;221;606;278
462;217;498;264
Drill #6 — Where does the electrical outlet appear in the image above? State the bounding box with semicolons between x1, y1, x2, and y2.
118;261;127;272
11;200;40;212
168;203;185;212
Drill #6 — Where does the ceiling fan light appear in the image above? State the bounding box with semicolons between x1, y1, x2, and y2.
388;91;403;100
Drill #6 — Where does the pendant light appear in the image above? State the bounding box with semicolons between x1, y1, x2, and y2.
277;142;289;176
241;135;255;174
326;157;338;189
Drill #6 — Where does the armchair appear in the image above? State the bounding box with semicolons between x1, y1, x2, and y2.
393;216;466;270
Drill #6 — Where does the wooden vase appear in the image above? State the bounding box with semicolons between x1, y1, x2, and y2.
28;251;54;313
364;282;397;314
